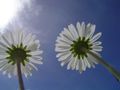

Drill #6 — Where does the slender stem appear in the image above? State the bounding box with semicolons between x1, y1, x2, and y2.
17;60;25;90
88;51;120;81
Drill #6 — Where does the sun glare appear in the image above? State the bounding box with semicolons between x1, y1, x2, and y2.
0;0;20;29
0;0;32;33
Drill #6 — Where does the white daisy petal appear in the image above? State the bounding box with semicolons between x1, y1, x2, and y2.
29;58;43;64
68;24;79;39
25;66;32;78
87;57;95;68
0;55;7;60
76;22;82;37
12;30;19;46
79;60;83;73
21;65;28;77
27;37;36;47
89;24;96;38
93;41;102;46
87;53;99;64
90;32;102;43
84;58;91;68
0;61;8;69
19;30;26;44
0;44;7;51
1;63;10;72
58;52;71;61
0;37;9;48
9;31;15;45
56;36;73;45
86;24;96;39
27;41;40;51
56;39;70;46
71;57;78;70
55;47;70;52
81;22;86;37
56;52;70;58
84;23;91;37
3;71;7;75
60;34;73;44
92;46;103;52
23;33;32;44
1;33;11;47
75;60;79;70
68;24;77;40
63;28;75;41
13;65;17;76
81;59;86;71
29;63;38;71
30;50;43;56
7;65;15;78
55;42;70;48
67;60;72;70
8;73;12;78
60;55;72;66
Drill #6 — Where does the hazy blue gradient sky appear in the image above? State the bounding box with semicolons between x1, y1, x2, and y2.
0;0;120;90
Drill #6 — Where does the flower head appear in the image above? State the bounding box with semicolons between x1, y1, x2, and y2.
0;28;43;78
55;22;102;73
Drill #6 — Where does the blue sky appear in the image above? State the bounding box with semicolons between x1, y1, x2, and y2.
0;0;120;90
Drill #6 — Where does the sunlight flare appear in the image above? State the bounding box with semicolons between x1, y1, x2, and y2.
0;0;19;28
0;0;31;32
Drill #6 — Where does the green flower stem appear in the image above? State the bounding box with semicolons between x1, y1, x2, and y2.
17;60;25;90
88;51;120;81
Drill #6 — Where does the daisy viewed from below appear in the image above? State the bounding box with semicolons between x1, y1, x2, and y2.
55;22;120;81
0;27;43;90
55;22;102;72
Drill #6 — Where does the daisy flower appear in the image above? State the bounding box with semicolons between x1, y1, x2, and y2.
0;27;43;90
55;22;120;81
55;22;102;73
